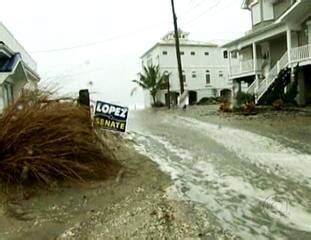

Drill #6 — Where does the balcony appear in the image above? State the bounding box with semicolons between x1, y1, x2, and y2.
290;44;311;65
230;59;263;79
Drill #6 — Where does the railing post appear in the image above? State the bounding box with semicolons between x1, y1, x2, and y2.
252;42;257;72
286;29;292;65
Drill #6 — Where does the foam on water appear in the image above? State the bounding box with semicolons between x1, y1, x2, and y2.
177;116;311;184
127;124;311;238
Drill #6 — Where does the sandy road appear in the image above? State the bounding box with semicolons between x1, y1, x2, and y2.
129;108;311;240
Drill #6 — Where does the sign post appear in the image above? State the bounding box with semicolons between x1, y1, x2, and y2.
94;101;129;133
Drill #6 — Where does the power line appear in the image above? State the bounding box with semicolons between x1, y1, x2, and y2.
31;22;170;54
182;0;235;26
30;0;234;55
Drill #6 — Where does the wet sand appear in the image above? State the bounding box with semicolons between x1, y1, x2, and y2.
175;105;311;153
1;105;310;239
0;133;207;240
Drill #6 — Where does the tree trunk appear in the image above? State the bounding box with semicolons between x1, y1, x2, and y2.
152;94;156;106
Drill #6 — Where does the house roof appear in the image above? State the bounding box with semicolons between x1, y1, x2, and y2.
141;31;219;58
222;22;283;48
0;22;37;71
0;44;40;83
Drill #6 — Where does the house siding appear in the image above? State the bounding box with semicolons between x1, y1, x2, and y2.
141;36;230;105
273;0;291;20
269;35;287;66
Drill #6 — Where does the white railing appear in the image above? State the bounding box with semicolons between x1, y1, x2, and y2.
279;52;289;70
247;51;289;103
245;44;311;103
230;59;263;76
291;44;311;63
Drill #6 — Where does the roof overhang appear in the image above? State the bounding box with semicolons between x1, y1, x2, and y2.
242;0;250;9
276;0;311;24
0;43;40;82
141;41;219;59
222;22;285;50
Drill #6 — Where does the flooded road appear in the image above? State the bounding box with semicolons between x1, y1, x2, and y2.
128;110;311;239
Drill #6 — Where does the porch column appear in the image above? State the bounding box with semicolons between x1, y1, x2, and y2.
228;51;232;77
306;21;311;45
252;42;257;72
286;29;292;64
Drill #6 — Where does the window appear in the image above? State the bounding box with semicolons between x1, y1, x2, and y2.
231;51;238;59
223;50;228;59
219;71;224;77
180;51;184;55
205;70;211;84
162;51;168;55
204;52;209;56
191;51;196;56
182;71;186;83
251;2;261;25
192;71;197;78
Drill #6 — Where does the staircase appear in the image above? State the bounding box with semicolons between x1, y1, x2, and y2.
247;43;311;103
247;51;289;104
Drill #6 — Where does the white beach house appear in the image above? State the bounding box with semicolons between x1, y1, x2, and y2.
223;0;311;105
141;30;231;107
0;22;40;112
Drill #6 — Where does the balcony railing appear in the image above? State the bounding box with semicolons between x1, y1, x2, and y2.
291;44;311;63
230;59;263;77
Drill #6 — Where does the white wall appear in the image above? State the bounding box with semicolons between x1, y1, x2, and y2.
0;22;37;70
142;44;230;102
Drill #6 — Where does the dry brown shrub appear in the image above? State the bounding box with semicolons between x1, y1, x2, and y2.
272;99;284;110
219;102;232;113
243;101;256;114
0;90;120;186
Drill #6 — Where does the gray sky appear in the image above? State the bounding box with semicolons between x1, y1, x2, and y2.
0;0;251;107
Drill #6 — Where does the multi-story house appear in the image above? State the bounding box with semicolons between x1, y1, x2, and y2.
141;30;231;107
223;0;311;105
0;22;40;113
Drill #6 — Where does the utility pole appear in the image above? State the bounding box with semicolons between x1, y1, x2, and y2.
170;0;184;94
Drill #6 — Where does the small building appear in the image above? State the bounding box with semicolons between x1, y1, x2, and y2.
141;30;231;107
223;0;311;105
0;22;40;112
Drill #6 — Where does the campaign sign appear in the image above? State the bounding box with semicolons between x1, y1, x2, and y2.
94;101;129;133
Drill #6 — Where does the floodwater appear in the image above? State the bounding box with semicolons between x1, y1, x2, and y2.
128;110;311;240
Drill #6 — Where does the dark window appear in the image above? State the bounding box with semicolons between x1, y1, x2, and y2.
182;71;186;83
205;52;209;56
206;70;211;84
223;50;228;59
192;71;197;78
219;71;224;77
180;51;184;55
162;51;168;55
231;51;238;59
191;51;196;56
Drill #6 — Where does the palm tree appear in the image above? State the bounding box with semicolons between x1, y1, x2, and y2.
133;64;168;106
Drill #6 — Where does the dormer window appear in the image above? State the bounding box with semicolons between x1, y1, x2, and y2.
251;1;261;25
249;0;274;26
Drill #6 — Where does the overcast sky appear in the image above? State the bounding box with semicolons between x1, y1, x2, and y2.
0;0;251;107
